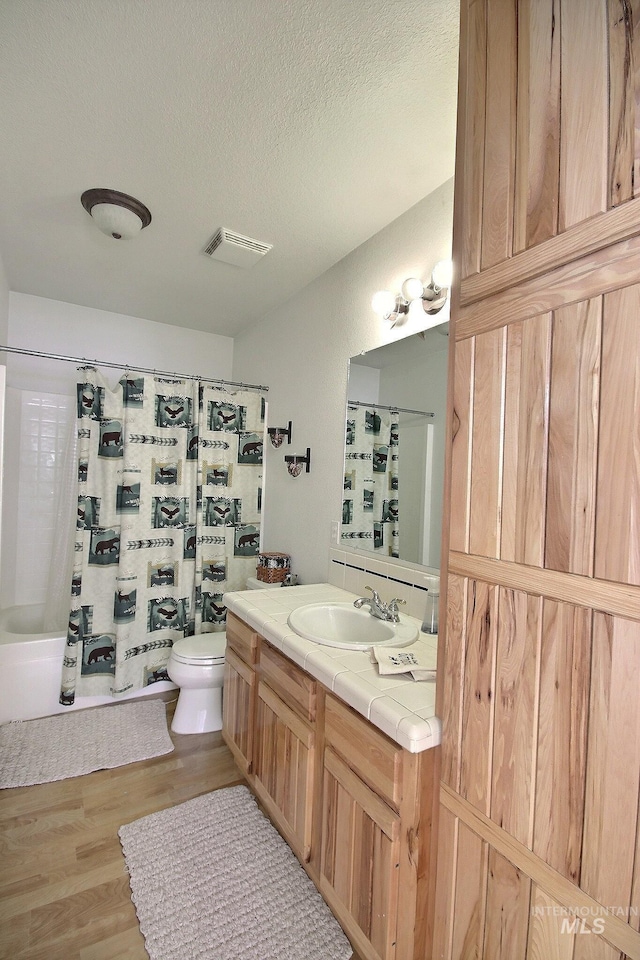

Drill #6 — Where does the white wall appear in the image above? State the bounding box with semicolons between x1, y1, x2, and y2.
0;255;8;581
233;179;454;586
2;294;234;610
8;293;233;389
0;252;9;344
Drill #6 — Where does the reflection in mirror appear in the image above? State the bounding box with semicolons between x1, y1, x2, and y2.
340;323;449;570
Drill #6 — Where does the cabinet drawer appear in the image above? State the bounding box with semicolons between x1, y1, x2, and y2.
226;612;258;664
324;693;403;810
258;640;316;722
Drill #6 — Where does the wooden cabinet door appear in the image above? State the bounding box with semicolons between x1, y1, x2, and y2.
435;2;640;958
222;646;256;775
320;746;400;960
253;679;315;862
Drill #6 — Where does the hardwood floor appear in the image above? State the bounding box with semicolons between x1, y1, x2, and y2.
0;700;362;960
0;700;244;959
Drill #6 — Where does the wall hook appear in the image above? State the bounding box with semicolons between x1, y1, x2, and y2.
267;421;292;448
285;447;311;477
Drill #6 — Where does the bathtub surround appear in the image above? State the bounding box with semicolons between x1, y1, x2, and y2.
119;784;351;960
0;700;173;788
62;367;266;704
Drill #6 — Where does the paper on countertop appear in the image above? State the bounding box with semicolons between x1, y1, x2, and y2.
370;645;437;682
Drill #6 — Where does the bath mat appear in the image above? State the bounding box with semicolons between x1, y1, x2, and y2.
118;784;352;960
0;699;174;788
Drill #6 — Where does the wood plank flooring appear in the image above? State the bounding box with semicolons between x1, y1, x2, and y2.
0;699;359;960
0;699;242;959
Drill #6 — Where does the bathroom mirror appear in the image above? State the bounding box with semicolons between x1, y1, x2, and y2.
340;323;449;570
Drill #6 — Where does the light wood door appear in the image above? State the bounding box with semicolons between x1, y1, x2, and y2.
253;679;315;862
435;2;640;958
222;646;256;774
320;746;400;960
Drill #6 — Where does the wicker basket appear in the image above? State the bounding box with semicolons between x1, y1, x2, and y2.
256;552;291;583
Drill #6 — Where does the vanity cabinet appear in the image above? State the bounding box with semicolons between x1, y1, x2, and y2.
222;615;439;960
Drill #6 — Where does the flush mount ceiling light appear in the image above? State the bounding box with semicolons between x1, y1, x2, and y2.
81;188;152;240
372;259;454;324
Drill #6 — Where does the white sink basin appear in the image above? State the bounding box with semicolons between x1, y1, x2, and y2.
287;601;419;650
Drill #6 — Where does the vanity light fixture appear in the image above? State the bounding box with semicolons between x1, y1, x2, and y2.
402;259;453;315
285;447;311;477
267;421;292;448
372;259;454;323
81;188;152;240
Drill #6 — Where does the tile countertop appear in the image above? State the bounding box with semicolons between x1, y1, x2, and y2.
223;582;441;754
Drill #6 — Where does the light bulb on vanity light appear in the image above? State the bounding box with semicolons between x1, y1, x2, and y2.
403;259;454;316
371;290;409;327
401;277;425;301
371;290;398;317
431;259;453;289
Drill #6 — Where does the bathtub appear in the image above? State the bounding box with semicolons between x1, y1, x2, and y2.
0;603;176;725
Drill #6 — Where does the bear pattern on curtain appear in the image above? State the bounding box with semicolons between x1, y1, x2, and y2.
341;405;399;557
60;367;265;705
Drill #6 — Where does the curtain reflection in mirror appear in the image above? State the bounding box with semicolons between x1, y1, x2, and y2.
342;404;400;557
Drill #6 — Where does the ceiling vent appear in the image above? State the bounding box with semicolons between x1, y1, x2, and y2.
203;228;273;267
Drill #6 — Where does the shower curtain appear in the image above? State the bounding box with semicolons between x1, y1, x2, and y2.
341;405;399;557
60;367;265;705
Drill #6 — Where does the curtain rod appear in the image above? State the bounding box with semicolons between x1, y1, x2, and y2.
0;345;269;392
347;399;434;418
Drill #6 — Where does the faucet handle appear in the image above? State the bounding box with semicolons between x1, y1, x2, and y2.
387;597;406;619
364;584;382;602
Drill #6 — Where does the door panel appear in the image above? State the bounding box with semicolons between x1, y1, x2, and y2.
437;3;640;957
253;680;315;862
320;747;400;960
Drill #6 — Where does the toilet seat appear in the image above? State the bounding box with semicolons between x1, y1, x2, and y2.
170;633;226;666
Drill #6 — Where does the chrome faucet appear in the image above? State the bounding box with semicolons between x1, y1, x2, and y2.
353;585;406;623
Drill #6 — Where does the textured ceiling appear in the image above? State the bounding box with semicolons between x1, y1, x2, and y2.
0;0;459;337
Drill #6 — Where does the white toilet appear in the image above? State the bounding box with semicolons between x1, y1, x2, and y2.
166;577;264;734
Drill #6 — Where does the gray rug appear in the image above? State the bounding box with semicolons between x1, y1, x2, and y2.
0;699;174;788
119;784;352;960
